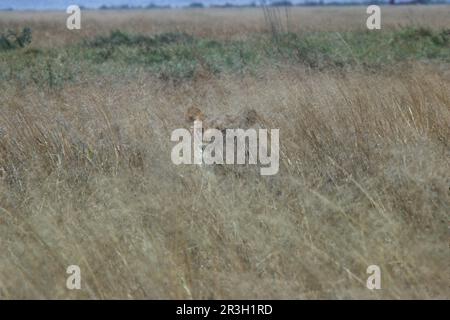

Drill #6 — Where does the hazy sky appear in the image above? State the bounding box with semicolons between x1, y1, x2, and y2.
0;0;370;10
0;0;446;10
3;0;243;10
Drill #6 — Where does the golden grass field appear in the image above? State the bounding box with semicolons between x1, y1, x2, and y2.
0;6;449;299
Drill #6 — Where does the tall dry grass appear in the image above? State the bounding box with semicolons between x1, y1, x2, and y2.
0;7;449;299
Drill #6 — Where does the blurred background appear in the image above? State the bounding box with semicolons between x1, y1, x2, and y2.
1;0;449;11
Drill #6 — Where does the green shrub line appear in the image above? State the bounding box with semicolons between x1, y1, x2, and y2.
0;27;448;87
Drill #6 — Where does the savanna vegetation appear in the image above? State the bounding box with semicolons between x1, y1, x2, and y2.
0;6;449;299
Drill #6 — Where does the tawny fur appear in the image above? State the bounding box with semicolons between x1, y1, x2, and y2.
185;107;264;133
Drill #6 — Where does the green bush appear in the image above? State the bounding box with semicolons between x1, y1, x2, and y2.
86;31;194;48
0;27;32;51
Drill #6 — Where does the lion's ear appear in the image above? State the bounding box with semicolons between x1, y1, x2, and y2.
244;109;259;126
237;109;260;128
186;107;205;122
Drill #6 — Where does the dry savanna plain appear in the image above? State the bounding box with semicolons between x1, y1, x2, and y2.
0;6;449;299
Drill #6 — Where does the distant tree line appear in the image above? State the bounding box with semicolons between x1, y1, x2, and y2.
2;0;444;12
94;0;444;10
